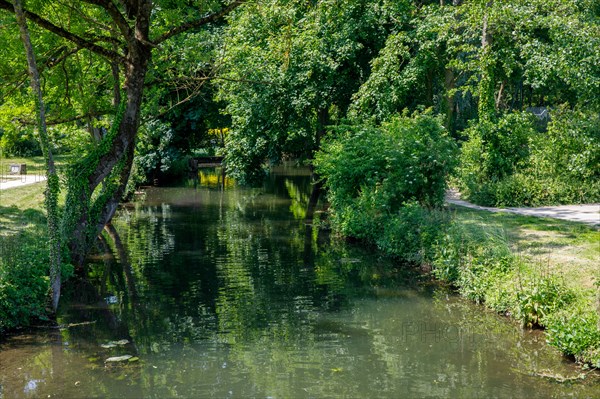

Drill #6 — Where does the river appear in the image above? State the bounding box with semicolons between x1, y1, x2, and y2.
0;166;598;398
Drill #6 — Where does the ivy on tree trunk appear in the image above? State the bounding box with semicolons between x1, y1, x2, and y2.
12;0;62;312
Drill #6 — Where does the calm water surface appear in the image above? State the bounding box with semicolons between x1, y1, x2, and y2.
1;167;599;398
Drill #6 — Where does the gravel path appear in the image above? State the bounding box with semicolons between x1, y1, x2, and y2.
0;175;47;190
446;190;600;228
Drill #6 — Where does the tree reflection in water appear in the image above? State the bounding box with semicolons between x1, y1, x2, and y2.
6;167;594;398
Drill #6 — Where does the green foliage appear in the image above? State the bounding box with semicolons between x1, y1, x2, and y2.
0;230;67;332
375;203;450;264
134;119;187;183
315;111;457;262
219;0;394;182
316;111;457;211
349;5;452;123
525;108;600;203
62;97;127;257
0;127;40;156
514;274;577;328
432;219;577;329
432;220;514;301
545;306;600;366
431;217;598;365
457;112;537;202
458;109;600;206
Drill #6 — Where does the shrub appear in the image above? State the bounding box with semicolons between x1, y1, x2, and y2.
315;110;457;211
457;112;537;206
314;111;457;262
457;109;600;206
514;274;577;328
0;232;51;332
376;202;451;264
545;305;600;366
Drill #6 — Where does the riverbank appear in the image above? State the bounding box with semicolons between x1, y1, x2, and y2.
434;205;600;367
1;175;599;368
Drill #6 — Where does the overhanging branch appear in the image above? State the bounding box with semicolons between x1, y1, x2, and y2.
153;1;244;44
0;0;126;64
82;0;133;41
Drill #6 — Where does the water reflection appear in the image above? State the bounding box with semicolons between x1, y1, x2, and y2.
1;168;598;398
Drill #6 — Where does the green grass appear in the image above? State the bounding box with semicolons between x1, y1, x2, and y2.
450;206;600;291
0;180;52;332
0;154;72;175
0;183;47;236
0;156;73;332
0;155;72;237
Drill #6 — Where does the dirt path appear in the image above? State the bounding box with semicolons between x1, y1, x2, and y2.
446;190;600;228
0;175;47;190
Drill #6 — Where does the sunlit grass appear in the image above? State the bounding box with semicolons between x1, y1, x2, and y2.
451;206;600;291
0;183;47;236
0;154;72;175
0;155;70;236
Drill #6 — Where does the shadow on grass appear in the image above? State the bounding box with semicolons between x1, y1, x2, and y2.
0;206;46;236
450;207;598;256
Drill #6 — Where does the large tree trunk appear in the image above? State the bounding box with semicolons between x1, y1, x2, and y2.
65;5;153;268
13;0;62;312
2;0;244;270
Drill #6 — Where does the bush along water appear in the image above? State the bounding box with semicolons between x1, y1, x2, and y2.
314;110;457;264
0;228;74;333
0;231;49;332
316;110;600;368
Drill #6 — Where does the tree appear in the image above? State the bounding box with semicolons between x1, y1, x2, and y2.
12;0;61;312
0;0;244;295
218;0;393;183
349;2;454;124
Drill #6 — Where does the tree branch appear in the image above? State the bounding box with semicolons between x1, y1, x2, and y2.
82;0;132;41
17;110;112;126
153;1;244;45
0;0;126;64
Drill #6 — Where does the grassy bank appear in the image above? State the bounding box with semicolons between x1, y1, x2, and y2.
432;206;600;367
0;182;52;332
0;155;74;331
